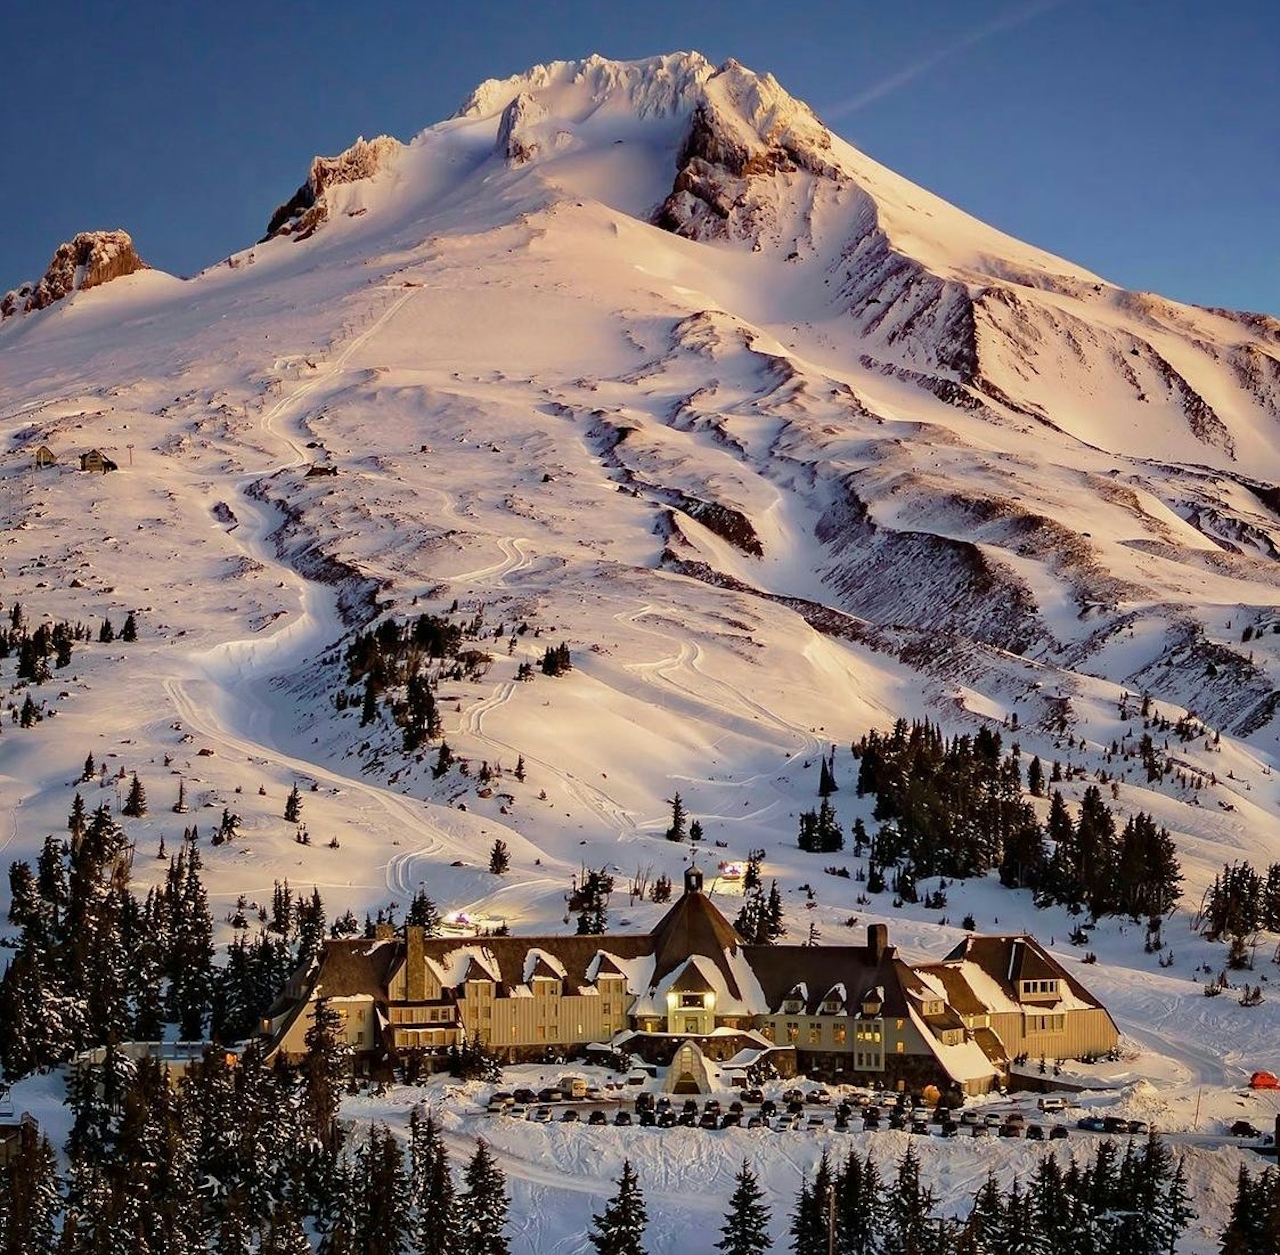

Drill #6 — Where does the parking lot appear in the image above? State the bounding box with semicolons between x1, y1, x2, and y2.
482;1084;1088;1142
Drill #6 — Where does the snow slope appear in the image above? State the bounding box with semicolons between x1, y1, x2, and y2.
2;51;1279;1253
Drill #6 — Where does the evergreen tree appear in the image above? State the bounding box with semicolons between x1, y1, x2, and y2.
589;1158;649;1255
665;794;688;843
717;1159;772;1255
301;1000;351;1157
409;1107;462;1255
120;612;138;643
99;616;115;644
789;1152;834;1255
833;1151;882;1255
284;785;302;824
460;1140;510;1255
122;773;147;818
488;840;511;875
432;741;455;780
1027;755;1044;797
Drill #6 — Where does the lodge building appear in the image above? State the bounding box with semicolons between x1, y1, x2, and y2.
262;869;1118;1095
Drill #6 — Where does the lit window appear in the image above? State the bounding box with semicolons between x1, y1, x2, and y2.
896;1041;904;1054
786;1022;799;1044
833;1025;846;1046
809;1027;821;1046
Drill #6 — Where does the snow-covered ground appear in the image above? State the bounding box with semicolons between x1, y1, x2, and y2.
3;51;1280;1252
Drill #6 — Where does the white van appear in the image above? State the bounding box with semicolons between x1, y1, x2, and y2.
559;1076;588;1099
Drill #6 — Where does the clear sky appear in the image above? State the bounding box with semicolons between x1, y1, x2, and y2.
3;0;1277;314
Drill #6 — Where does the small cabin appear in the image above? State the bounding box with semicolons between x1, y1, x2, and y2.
33;445;57;469
80;449;118;474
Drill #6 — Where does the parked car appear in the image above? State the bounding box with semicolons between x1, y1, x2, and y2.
507;1105;528;1120
939;1120;959;1138
1249;1071;1279;1090
491;1092;514;1107
614;1110;633;1126
1049;1125;1069;1141
1231;1120;1262;1138
760;1099;778;1118
807;1088;832;1105
722;1112;743;1129
678;1111;697;1127
699;1112;720;1129
1038;1097;1066;1113
834;1116;850;1132
910;1118;930;1135
486;1100;508;1114
971;1123;992;1138
1025;1124;1045;1141
561;1109;580;1123
1102;1116;1131;1135
1004;1111;1026;1126
682;1099;699;1115
984;1113;1003;1127
782;1088;805;1104
1076;1116;1106;1132
532;1106;553;1123
741;1088;765;1104
588;1110;608;1126
703;1099;722;1114
638;1110;656;1127
888;1112;908;1131
998;1123;1023;1139
513;1088;538;1104
635;1092;655;1113
655;1096;672;1112
657;1110;678;1128
747;1115;765;1130
960;1110;980;1126
537;1087;563;1104
728;1100;744;1114
1127;1119;1149;1135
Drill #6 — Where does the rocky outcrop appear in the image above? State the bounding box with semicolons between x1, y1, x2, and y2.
264;135;400;241
2;230;147;319
495;92;547;164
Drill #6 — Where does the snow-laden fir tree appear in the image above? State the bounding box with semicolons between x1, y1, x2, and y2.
460;1139;510;1255
716;1159;772;1254
409;1106;463;1255
588;1158;648;1255
284;784;302;824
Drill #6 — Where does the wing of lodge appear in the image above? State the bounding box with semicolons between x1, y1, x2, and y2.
261;869;1118;1095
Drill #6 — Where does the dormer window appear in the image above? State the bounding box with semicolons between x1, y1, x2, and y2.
821;999;842;1015
1020;979;1059;998
679;993;705;1009
782;998;805;1015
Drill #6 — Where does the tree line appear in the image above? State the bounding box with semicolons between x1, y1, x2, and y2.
852;720;1182;921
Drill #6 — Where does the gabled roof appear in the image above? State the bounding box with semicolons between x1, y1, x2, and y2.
933;934;1109;1013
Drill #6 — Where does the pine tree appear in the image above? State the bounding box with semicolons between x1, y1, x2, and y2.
460;1139;510;1255
284;784;302;824
664;793;688;843
432;741;455;780
514;755;526;783
589;1159;649;1255
122;773;147;817
717;1159;772;1254
120;612;138;642
302;999;351;1156
409;1107;462;1255
1027;755;1044;796
488;840;510;875
98;616;115;644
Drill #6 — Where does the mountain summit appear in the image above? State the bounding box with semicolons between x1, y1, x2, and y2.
1;52;1278;954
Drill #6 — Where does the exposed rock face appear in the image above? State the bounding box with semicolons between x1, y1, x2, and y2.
2;230;147;318
265;135;401;241
495;92;547;165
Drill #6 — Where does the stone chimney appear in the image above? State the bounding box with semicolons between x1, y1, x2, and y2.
406;925;426;1002
375;922;395;941
867;923;889;963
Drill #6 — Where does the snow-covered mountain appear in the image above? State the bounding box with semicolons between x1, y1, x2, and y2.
2;52;1280;1248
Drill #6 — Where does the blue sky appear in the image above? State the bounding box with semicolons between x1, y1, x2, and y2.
3;1;1277;313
